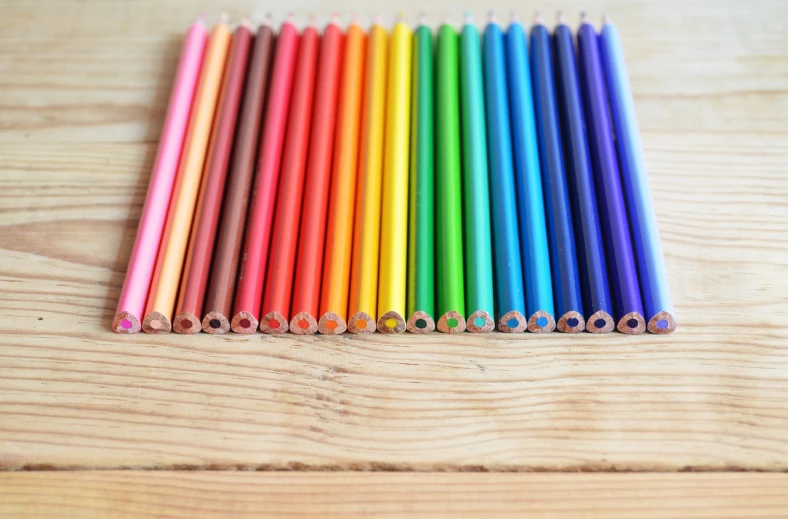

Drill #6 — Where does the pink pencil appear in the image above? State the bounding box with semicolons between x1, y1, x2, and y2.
231;17;300;333
112;19;208;333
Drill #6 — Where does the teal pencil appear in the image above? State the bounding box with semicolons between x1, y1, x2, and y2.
460;13;495;333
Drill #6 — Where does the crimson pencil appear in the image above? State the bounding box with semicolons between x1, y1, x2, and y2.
231;18;300;333
202;21;275;333
290;20;344;335
260;22;319;334
173;24;252;334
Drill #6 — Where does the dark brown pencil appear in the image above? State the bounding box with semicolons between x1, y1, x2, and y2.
172;23;253;334
201;20;276;334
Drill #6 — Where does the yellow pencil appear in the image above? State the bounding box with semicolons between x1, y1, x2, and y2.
347;20;388;335
376;19;412;334
142;18;231;334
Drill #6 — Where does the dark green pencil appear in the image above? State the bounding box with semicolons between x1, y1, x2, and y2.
406;20;436;333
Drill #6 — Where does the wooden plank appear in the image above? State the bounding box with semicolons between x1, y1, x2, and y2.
2;472;788;518
0;0;787;472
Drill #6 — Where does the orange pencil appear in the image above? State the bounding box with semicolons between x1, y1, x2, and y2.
290;18;344;335
317;20;366;335
259;21;320;334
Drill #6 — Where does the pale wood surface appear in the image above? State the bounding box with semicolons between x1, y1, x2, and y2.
3;472;788;518
1;0;788;473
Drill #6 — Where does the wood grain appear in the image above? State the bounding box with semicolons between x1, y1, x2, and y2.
3;472;788;518
1;0;788;473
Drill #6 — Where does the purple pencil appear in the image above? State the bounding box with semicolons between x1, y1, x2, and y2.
576;17;645;334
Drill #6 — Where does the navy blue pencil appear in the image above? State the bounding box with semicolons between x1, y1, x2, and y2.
483;14;527;332
553;14;613;333
530;16;584;333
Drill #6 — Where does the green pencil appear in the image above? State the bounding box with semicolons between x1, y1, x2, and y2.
460;14;495;332
406;21;436;333
435;23;466;333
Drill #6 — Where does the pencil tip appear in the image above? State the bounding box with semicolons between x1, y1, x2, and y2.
510;11;518;22
556;10;566;25
533;11;544;25
487;10;498;24
195;13;206;25
464;11;473;24
219;11;230;24
240;17;254;30
418;11;427;26
372;13;382;26
602;13;611;25
580;11;588;24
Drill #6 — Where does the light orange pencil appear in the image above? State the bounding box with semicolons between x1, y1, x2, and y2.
142;17;231;334
317;20;366;335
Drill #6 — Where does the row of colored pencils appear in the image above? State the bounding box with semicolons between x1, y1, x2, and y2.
112;12;676;336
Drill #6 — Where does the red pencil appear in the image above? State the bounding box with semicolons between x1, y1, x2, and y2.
172;23;252;334
289;19;344;335
259;22;320;334
231;18;300;333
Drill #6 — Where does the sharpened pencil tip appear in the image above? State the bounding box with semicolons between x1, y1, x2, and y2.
329;12;340;26
261;13;273;27
464;11;474;25
372;13;383;26
195;14;206;26
219;11;230;24
510;11;518;22
556;10;567;25
240;17;254;30
602;13;611;25
307;13;317;26
533;11;544;26
580;11;589;24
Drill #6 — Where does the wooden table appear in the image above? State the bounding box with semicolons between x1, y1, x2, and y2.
1;0;787;516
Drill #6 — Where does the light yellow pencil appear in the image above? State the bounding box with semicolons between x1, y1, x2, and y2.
348;19;388;335
376;18;412;334
142;17;231;334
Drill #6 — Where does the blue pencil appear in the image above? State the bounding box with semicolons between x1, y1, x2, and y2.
553;15;613;333
483;15;527;333
599;18;676;334
505;16;555;333
530;18;584;333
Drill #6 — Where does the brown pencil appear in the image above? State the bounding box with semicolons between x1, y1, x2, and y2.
201;20;275;334
172;23;252;334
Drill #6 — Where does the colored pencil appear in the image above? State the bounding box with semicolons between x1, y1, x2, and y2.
376;18;412;334
431;21;466;334
459;14;495;333
142;18;231;334
530;16;585;333
290;18;344;335
575;21;642;333
173;23;252;334
576;17;645;334
202;20;275;334
406;19;436;334
112;19;207;334
599;17;676;334
231;18;299;334
317;20;365;335
483;15;527;333
260;22;319;334
553;14;614;334
347;20;387;335
505;15;555;333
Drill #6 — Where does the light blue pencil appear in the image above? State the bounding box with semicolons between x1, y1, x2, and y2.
505;16;555;333
599;18;676;334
